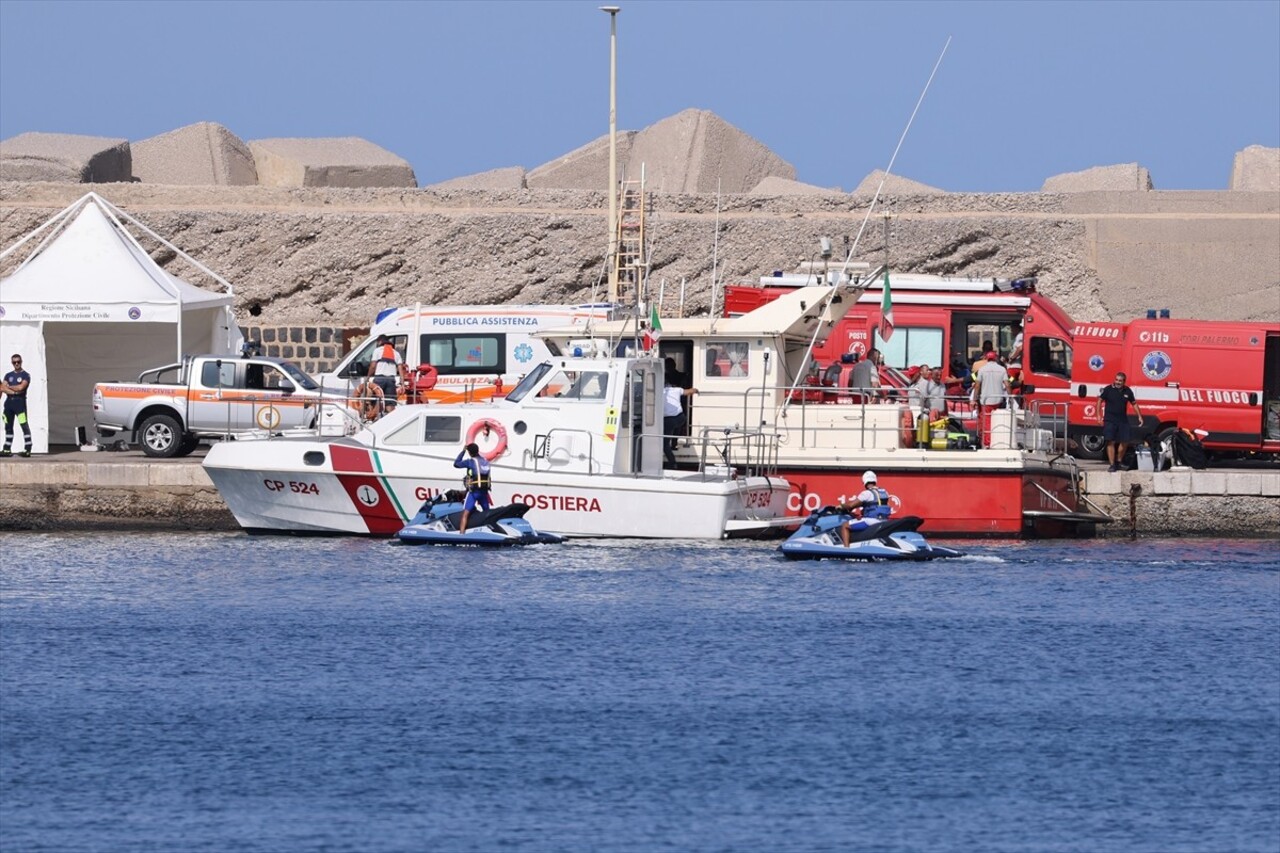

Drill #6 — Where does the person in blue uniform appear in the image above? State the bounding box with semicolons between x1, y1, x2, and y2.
453;442;492;533
1;353;32;458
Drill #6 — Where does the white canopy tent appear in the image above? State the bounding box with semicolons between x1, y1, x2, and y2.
0;192;241;451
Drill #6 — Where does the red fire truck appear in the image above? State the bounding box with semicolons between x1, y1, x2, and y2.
724;266;1077;432
1067;316;1280;460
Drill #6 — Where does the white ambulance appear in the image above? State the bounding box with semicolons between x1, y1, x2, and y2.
315;303;616;404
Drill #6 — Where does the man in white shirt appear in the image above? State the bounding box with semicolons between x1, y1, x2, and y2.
971;351;1010;448
663;365;697;468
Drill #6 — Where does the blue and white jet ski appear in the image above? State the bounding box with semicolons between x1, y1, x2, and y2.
396;491;565;547
779;506;963;561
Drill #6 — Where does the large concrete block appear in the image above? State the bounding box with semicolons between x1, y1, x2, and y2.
249;137;416;188
132;122;257;186
1152;471;1193;495
853;170;946;196
1042;163;1154;192
526;132;636;190
626;109;794;194
1224;472;1263;495
1189;471;1227;495
750;175;838;196
1230;145;1280;191
149;463;215;487
0;132;132;183
429;166;527;191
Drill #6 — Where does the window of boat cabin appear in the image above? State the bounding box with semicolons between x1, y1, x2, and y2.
422;334;505;376
874;327;942;370
200;361;236;388
535;368;608;401
505;362;552;403
383;415;462;446
1028;337;1072;379
338;335;408;379
706;341;750;377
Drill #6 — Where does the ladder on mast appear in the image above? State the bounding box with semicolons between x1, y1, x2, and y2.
612;176;647;304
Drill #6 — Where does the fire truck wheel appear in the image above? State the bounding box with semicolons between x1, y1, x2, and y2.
1074;432;1108;461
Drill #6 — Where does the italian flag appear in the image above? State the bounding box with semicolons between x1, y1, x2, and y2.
643;303;662;351
878;269;894;342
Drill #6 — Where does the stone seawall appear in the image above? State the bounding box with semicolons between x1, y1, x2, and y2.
1;456;1276;538
2;184;1277;333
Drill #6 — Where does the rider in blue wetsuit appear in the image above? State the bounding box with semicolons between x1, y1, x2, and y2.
839;470;892;547
453;442;492;533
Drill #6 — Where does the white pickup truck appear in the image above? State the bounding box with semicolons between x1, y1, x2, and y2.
92;354;346;458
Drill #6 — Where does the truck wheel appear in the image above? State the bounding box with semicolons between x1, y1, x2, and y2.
139;414;184;458
174;433;201;457
1073;432;1108;461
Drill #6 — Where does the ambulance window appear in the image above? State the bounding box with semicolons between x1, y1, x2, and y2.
1029;337;1072;379
875;327;942;370
422;334;506;376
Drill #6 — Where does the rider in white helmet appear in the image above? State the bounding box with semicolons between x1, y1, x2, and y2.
839;470;892;546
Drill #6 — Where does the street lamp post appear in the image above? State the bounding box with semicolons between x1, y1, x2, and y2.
601;5;620;303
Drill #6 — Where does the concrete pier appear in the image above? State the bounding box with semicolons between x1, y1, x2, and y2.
1;448;1277;537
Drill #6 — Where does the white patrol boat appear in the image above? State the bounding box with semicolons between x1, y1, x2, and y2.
202;348;791;538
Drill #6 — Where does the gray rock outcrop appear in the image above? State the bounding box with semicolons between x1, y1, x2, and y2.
132;122;257;186
1042;163;1154;192
1230;145;1280;192
248;137;417;188
0;132;132;183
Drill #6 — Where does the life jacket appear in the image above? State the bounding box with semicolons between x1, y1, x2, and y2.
863;487;892;519
464;457;492;491
376;343;396;363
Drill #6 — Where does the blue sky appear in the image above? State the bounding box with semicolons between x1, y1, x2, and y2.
2;0;1277;192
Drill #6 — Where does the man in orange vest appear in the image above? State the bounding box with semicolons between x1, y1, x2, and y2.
366;335;406;414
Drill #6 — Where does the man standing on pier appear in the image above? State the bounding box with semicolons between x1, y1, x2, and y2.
1;353;33;457
1098;371;1143;472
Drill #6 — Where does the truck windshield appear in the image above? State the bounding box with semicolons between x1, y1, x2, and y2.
279;362;320;391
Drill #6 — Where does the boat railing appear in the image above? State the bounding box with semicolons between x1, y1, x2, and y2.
695;384;1054;452
689;425;780;479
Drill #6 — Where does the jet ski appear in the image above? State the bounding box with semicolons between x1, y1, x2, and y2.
396;490;565;547
779;506;963;561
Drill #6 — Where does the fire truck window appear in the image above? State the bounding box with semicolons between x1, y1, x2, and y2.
875;327;942;370
1029;337;1072;379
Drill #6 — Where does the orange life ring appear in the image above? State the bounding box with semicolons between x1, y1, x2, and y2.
351;381;384;420
899;407;916;448
466;418;508;461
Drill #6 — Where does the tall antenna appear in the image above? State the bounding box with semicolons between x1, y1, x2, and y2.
837;36;951;281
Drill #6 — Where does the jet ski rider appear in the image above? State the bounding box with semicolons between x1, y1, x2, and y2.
838;470;891;547
454;442;492;534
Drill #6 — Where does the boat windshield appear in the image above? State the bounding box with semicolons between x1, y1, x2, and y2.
505;362;553;403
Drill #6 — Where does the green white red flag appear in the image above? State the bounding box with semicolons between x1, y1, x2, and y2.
878;269;894;342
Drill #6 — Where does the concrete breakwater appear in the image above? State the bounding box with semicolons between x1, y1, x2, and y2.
1;451;1276;538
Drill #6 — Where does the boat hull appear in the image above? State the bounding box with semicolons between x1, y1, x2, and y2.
203;439;791;539
770;461;1099;538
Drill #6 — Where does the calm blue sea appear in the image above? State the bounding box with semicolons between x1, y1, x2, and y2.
1;533;1277;853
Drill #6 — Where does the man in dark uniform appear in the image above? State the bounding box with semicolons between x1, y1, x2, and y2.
1;353;32;457
1098;371;1143;472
